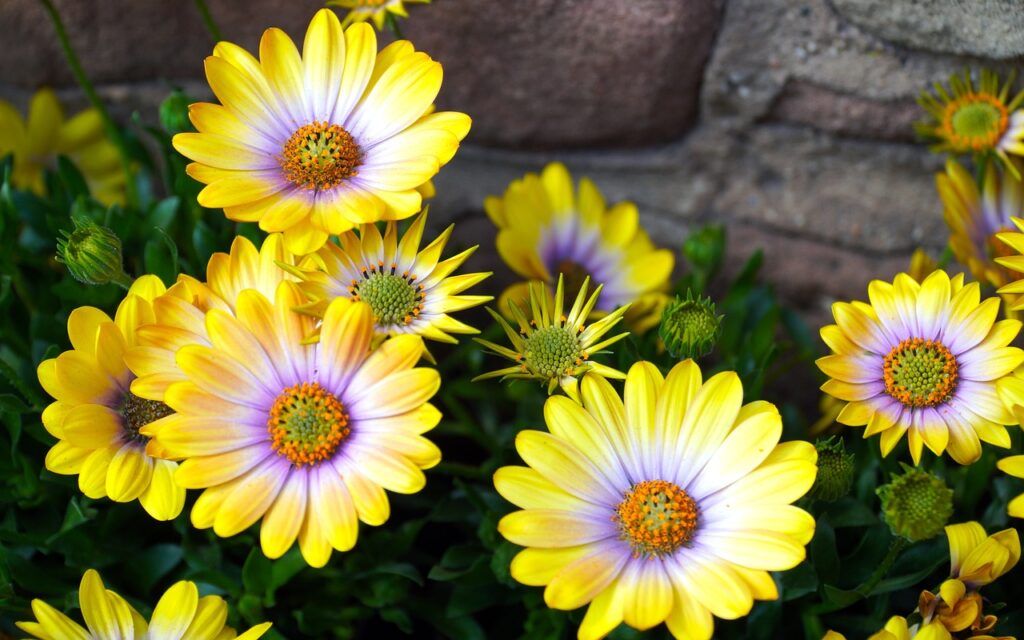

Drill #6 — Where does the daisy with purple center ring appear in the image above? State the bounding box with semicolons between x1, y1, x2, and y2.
817;270;1023;465
142;281;441;567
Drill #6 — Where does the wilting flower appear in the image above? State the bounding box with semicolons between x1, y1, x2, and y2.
996;454;1024;518
474;275;629;400
144;283;441;567
289;209;491;343
484;162;673;331
16;568;271;639
917;69;1024;174
327;0;430;30
172;9;470;254
0;88;124;204
494;360;817;640
877;465;953;542
937;158;1024;288
37;276;185;521
817;270;1022;464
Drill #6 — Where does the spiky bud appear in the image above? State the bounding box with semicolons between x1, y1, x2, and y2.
808;437;855;502
877;465;953;542
55;214;130;287
659;290;722;360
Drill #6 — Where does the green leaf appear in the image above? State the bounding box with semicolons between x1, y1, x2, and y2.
242;546;273;595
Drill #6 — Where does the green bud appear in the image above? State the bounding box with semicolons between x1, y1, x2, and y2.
56;214;130;287
808;437;854;502
159;89;193;135
659;290;722;360
876;464;953;542
682;225;725;275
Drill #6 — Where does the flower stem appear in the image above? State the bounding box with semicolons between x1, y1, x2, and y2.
856;536;909;597
37;0;139;209
192;0;223;43
385;12;405;40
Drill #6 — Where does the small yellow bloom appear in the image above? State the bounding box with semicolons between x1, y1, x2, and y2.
808;393;845;437
997;454;1024;518
16;569;271;639
173;9;470;254
945;521;1020;589
474;274;629;400
909;249;939;284
327;0;430;30
485;162;674;332
917;69;1024;174
37;276;185;521
288;209;492;343
0;89;124;204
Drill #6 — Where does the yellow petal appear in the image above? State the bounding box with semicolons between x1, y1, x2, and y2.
106;443;154;503
543;542;626;610
139;459;186;521
148;581;199;639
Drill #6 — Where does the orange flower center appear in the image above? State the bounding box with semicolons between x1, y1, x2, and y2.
268;382;350;467
279;121;361;191
614;480;699;558
883;338;958;408
941;93;1009;151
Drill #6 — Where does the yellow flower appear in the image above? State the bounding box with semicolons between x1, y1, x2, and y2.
945;521;1020;590
327;0;430;30
16;568;271;639
997;454;1024;518
0;89;124;205
144;282;441;567
917;69;1024;174
937;158;1024;289
817;270;1022;465
909;249;939;284
808;393;845;437
172;9;470;255
474;275;629;400
993;215;1024;311
288;209;492;343
494;360;817;640
825;616;1000;640
36;276;185;521
484;162;674;332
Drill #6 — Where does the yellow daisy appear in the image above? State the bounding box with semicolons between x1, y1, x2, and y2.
327;0;430;30
474;275;629;400
817;270;1023;465
484;162;674;331
992;215;1024;310
172;9;470;255
289;209;492;343
937;158;1024;288
824;617;953;640
16;568;271;639
37;276;185;521
0;88;124;205
494;360;817;640
997;454;1024;518
917;69;1024;174
144;282;441;567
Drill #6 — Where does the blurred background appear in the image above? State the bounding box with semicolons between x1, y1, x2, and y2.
3;0;1022;327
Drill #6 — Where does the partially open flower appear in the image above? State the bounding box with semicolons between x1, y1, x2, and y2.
659;290;722;360
877;466;953;542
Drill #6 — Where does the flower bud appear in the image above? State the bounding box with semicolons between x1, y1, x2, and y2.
877;465;953;542
808;437;854;502
56;214;130;287
659;290;722;360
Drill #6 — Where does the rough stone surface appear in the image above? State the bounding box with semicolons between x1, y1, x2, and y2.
403;0;722;148
768;80;920;142
831;0;1024;60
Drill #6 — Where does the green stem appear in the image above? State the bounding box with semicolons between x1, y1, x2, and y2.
856;537;909;597
111;270;133;290
192;0;223;43
384;12;405;40
37;0;138;209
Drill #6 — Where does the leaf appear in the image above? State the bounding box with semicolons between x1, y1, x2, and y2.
822;584;862;608
45;497;96;544
122;543;184;593
242;546;273;595
55;156;90;200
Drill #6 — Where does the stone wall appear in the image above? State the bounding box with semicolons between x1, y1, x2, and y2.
3;0;1023;327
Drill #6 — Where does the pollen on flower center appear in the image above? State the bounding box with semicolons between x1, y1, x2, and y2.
615;480;699;558
522;325;585;378
280;121;361;191
883;338;958;408
943;94;1009;150
268;382;350;467
349;263;426;326
120;392;173;445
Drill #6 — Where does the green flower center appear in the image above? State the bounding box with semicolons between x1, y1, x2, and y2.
120;392;173;445
942;94;1008;150
615;480;699;558
280;121;361;191
883;338;958;408
350;265;426;327
878;469;953;542
268;382;350;467
523;326;584;378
